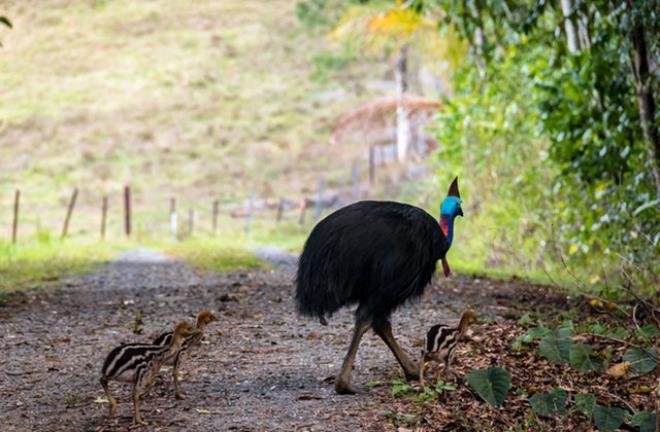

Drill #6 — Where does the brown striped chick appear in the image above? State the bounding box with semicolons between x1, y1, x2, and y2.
419;309;477;388
152;310;217;399
100;321;200;427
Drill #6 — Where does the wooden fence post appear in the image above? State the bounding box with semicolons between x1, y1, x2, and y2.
124;185;131;237
212;200;219;234
170;198;177;239
369;146;375;185
315;178;325;220
61;188;78;239
100;196;108;240
276;197;284;222
11;189;19;244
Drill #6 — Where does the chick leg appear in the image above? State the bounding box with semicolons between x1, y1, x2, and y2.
173;353;186;400
442;355;457;382
131;372;148;427
335;317;371;395
100;376;117;415
372;319;419;381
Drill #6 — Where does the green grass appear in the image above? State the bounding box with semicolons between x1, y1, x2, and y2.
0;217;309;293
0;239;129;292
165;240;265;273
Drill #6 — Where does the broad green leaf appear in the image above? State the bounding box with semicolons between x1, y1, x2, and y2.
623;347;657;374
635;324;660;339
527;325;553;339
539;327;572;363
529;388;567;418
466;367;511;407
574;393;595;417
569;343;603;372
592;405;626;432
631;411;657;432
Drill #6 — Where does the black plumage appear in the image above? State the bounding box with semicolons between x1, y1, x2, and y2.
296;201;447;324
295;178;462;395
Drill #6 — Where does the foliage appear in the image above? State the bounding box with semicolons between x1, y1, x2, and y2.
427;0;659;295
622;347;658;374
592;405;626;432
573;392;596;417
390;379;454;403
538;323;573;364
631;411;657;432
529;388;568;418
569;343;604;373
465;367;511;407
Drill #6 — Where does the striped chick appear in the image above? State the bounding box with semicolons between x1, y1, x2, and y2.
100;321;200;427
152;309;217;399
419;309;477;388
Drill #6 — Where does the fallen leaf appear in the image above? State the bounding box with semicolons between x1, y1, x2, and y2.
606;362;630;378
94;397;108;404
196;408;210;414
631;386;652;394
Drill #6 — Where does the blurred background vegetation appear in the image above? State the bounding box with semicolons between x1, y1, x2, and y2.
0;0;657;299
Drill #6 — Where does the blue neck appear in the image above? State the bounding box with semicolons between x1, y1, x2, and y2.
440;215;455;248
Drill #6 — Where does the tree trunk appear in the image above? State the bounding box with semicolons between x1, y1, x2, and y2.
560;0;580;53
627;3;660;195
395;44;410;162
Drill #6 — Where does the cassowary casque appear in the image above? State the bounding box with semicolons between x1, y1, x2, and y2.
296;178;464;394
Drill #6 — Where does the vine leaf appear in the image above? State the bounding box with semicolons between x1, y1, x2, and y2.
569;343;603;372
529;388;567;418
592;405;626;432
466;367;511;407
539;326;572;363
574;392;595;417
631;411;657;432
622;347;657;374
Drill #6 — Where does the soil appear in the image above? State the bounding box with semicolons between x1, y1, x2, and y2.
1;249;644;432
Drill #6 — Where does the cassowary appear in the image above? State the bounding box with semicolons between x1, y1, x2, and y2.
296;178;463;394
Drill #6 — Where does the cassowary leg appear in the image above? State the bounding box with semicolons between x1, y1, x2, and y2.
335;318;371;395
418;358;427;389
372;320;419;381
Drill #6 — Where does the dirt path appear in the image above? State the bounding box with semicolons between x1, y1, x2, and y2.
0;250;567;431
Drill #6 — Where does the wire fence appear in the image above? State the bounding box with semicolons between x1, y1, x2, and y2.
0;151;396;244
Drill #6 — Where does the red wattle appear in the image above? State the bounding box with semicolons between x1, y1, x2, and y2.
442;257;451;277
439;220;449;237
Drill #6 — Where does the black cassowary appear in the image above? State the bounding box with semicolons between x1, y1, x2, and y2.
296;178;464;394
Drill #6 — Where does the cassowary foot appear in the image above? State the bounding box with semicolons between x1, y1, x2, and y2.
335;378;367;395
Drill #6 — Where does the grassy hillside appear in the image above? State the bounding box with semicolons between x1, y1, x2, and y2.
0;0;388;240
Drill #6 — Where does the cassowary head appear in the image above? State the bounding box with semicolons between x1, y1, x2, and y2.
439;177;463;277
440;177;463;220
